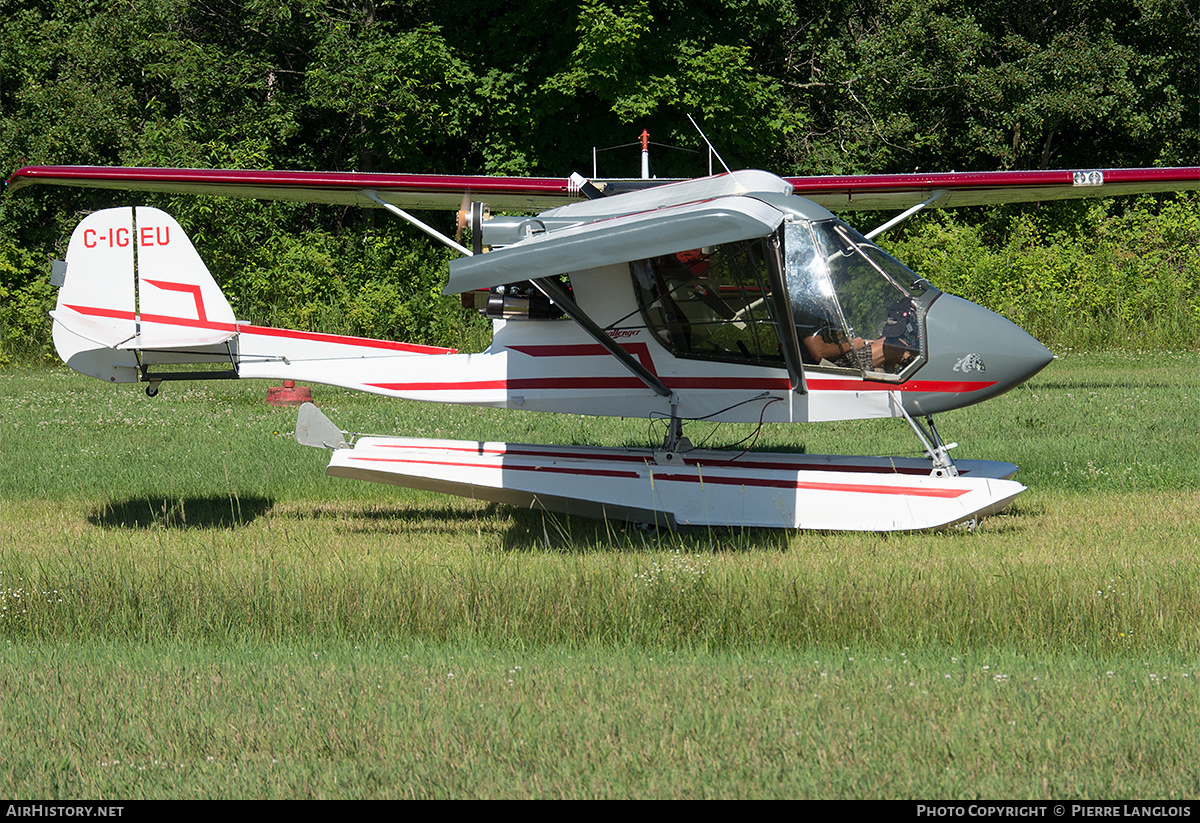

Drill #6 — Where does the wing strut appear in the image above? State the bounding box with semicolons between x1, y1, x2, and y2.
366;182;673;399
864;189;948;239
361;189;474;256
530;276;672;398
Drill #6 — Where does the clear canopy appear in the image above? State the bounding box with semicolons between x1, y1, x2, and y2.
629;217;935;381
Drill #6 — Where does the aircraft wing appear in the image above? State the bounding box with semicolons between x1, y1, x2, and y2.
781;167;1200;211
4;165;582;211
8;164;1198;214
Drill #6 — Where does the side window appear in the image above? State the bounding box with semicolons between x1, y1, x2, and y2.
632;238;786;367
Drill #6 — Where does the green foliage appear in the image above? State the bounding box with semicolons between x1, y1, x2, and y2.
304;23;475;172
885;194;1200;349
223;228;488;347
780;0;1198;174
0;0;1196;364
0;239;52;365
535;0;799;173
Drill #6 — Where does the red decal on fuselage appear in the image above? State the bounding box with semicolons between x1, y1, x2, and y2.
509;342;660;375
805;377;996;393
376;342;996;396
61;303;455;353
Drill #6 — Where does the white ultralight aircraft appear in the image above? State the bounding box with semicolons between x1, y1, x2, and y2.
7;158;1199;531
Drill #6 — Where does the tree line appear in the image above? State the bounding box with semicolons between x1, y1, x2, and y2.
1;0;1197;360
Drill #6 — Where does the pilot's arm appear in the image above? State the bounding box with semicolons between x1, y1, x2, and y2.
803;332;867;364
803;332;897;368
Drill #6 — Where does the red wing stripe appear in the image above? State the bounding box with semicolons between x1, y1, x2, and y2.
10;166;576;196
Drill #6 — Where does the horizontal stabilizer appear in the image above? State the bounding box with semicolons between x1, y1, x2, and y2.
117;330;236;351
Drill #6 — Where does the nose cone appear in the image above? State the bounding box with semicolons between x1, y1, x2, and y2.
907;294;1054;415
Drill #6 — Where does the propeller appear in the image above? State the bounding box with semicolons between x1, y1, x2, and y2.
455;190;471;244
456;192;487;255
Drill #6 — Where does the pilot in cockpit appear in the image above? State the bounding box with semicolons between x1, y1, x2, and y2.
798;299;918;372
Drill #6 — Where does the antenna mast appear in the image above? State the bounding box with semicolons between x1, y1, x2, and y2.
687;114;733;176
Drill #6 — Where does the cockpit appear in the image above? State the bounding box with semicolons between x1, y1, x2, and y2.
630;217;937;382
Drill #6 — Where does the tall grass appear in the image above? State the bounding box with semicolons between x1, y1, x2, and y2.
3;641;1198;799
2;352;1197;654
2;355;1198;797
2;490;1197;654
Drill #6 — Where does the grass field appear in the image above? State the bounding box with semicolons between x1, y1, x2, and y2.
1;352;1198;798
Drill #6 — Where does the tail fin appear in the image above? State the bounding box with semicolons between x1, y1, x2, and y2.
52;206;456;392
53;206;237;383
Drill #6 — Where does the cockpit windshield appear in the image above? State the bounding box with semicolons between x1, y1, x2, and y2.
786;219;935;381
